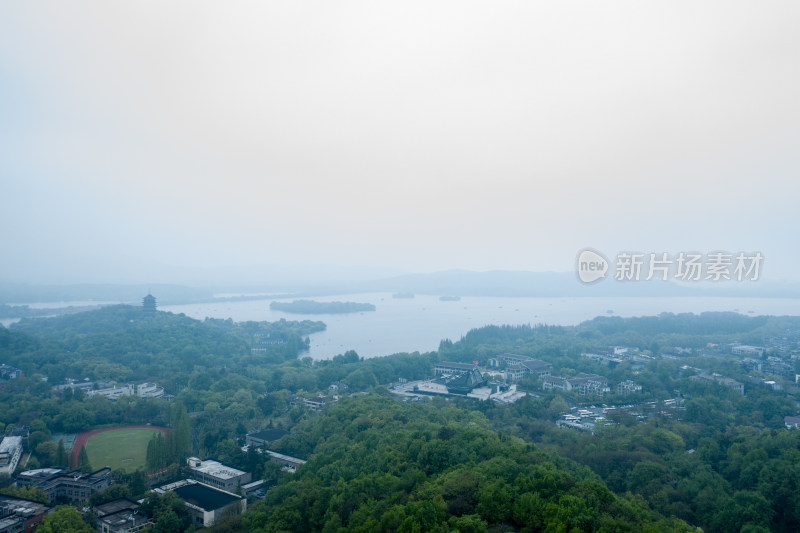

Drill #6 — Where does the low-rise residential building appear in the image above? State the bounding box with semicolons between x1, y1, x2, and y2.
154;480;246;528
263;450;306;472
0;437;23;478
784;416;800;430
434;362;477;376
569;373;610;396
617;380;642;395
542;374;610;396
0;364;23;381
503;366;528;382
581;352;623;367
94;498;151;533
303;396;337;413
542;376;572;392
16;468;111;504
519;359;552;378
53;380;98;393
0;495;51;533
250;339;287;353
87;383;164;400
488;353;531;367
245;429;288;449
763;357;794;379
487;354;551;381
740;358;762;372
135;383;164;398
87;385;136;400
731;345;765;357
241;445;306;474
691;373;745;395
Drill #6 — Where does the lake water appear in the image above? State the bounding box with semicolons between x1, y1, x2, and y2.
159;294;800;360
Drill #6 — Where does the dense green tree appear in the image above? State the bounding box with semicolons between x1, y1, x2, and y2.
77;446;91;471
146;432;168;470
0;485;48;503
54;439;68;467
89;484;132;506
36;506;94;533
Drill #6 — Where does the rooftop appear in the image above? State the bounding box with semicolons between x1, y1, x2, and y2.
188;459;247;481
520;359;551;371
17;468;66;480
263;450;306;465
247;428;288;442
0;495;50;518
158;480;242;512
0;437;22;454
99;509;149;530
94;498;140;517
498;353;533;361
436;361;477;369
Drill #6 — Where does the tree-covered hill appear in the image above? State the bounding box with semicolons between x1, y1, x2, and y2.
240;394;691;533
3;305;324;384
438;312;800;363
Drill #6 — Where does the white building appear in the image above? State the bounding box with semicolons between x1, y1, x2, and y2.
186;458;251;492
617;380;642;395
136;383;165;398
731;345;765;357
87;384;136;400
86;383;164;400
0;437;24;478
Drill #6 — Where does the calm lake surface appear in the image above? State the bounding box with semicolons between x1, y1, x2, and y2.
159;294;800;360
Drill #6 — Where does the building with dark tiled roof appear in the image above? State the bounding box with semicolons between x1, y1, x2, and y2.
784;416;800;429
542;376;572;392
487;354;552;382
542;374;610;396
446;369;488;395
569;373;610;396
434;362;478;376
154;480;245;528
94;498;151;533
245;428;288;449
0;495;51;533
691;373;745;395
142;294;157;317
15;467;111;504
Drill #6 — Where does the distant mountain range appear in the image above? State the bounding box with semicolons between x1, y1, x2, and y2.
336;269;800;298
1;270;798;306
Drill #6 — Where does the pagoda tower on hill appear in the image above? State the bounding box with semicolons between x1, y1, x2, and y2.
142;293;157;317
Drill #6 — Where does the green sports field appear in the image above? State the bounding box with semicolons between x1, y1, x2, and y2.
84;428;162;472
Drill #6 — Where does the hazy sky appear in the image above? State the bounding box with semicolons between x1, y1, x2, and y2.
2;2;798;285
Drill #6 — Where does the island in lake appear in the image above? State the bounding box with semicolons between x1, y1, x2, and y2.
270;300;376;314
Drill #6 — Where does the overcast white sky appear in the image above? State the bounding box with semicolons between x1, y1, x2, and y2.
1;2;798;285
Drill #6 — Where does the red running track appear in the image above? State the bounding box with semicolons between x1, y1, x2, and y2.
70;425;169;469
